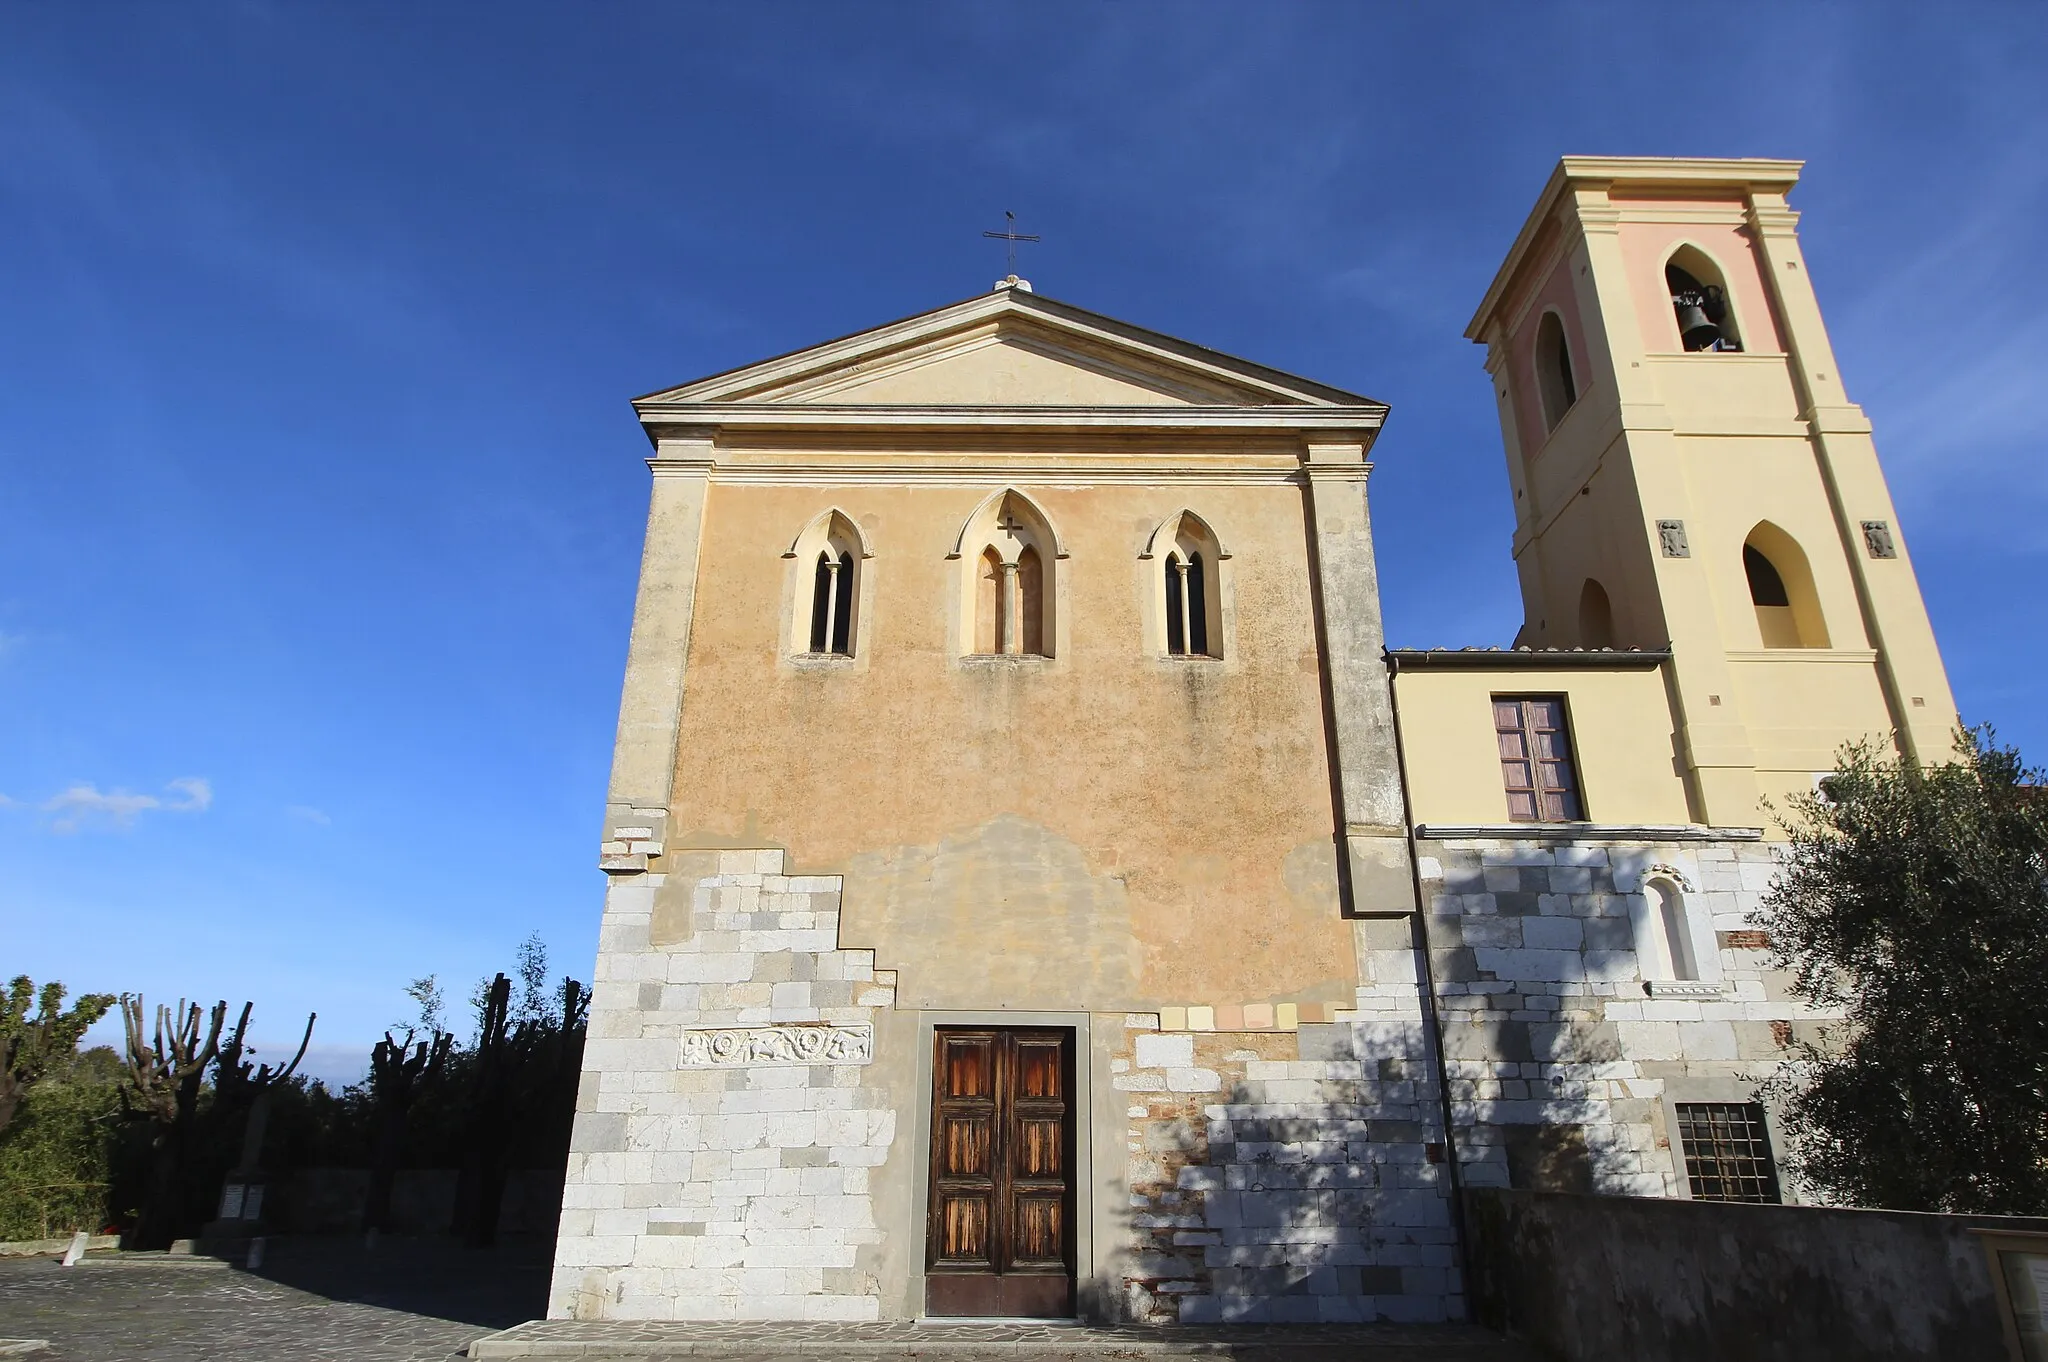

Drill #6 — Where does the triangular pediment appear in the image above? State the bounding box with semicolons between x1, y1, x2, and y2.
635;289;1379;413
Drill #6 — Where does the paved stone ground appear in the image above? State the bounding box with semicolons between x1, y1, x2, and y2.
0;1237;550;1362
471;1319;1535;1360
0;1240;1533;1362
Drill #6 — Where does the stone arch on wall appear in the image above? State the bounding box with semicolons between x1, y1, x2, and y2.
1743;521;1829;649
1141;510;1229;659
951;489;1062;657
1631;867;1721;986
784;509;871;657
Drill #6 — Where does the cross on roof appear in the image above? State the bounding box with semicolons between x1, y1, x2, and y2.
981;211;1040;276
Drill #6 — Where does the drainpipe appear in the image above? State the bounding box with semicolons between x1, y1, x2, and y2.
1384;651;1476;1323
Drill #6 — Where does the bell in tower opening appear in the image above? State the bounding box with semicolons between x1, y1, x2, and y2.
1666;262;1743;352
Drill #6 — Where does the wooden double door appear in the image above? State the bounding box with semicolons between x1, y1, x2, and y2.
925;1027;1076;1318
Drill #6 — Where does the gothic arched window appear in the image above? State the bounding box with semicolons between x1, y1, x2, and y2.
809;549;854;654
1146;511;1225;660
954;490;1060;658
785;510;869;658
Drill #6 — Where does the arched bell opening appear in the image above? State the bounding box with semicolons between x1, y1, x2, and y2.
1666;246;1745;353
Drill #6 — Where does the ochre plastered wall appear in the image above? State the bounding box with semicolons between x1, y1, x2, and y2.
663;472;1357;1015
1392;666;1694;827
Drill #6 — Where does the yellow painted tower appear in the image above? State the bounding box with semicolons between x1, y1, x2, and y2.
1464;157;1958;826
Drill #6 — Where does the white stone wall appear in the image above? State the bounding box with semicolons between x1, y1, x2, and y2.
1414;835;1832;1198
550;851;900;1321
1112;1021;1460;1325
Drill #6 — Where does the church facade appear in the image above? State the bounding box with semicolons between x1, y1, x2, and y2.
548;157;1957;1325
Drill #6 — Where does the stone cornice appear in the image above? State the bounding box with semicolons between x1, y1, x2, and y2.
1416;822;1766;843
636;403;1387;440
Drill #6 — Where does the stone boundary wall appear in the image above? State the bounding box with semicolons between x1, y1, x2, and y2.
1465;1188;2047;1361
276;1168;563;1236
550;850;899;1322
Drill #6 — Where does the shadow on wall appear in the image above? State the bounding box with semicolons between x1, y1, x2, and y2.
275;1168;565;1237
1097;1024;1460;1326
248;1232;553;1331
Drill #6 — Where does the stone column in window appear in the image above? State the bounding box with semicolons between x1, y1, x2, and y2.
999;561;1019;654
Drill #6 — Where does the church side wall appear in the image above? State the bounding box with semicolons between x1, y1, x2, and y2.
1413;833;1835;1201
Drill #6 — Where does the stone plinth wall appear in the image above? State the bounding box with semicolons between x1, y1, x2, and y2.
1112;1019;1459;1325
550;851;899;1322
1414;835;1827;1197
274;1168;564;1236
1466;1188;2046;1361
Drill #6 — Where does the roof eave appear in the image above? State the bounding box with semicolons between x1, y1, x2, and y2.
1385;647;1672;672
633;287;1383;411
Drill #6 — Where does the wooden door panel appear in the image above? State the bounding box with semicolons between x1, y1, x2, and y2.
935;1191;993;1266
939;1115;994;1177
1013;1038;1064;1098
1014;1116;1064;1178
927;1027;1075;1315
1009;1191;1065;1267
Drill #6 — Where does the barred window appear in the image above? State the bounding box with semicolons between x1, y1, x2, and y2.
1675;1102;1781;1203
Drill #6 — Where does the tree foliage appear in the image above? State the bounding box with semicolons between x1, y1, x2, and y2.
1756;725;2048;1213
1;976;116;1137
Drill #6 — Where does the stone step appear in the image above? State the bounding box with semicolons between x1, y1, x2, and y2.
467;1319;1538;1360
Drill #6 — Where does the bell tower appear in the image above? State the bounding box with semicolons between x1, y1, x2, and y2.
1465;157;1957;826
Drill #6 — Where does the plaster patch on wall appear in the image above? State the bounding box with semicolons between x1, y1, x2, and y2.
841;814;1142;1011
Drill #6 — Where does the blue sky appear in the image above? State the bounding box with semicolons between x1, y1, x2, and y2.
3;4;2043;1082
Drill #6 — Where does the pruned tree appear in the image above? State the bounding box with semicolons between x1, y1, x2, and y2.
362;1026;451;1234
1756;725;2048;1213
452;973;514;1246
210;1002;316;1201
120;996;226;1249
1;976;115;1138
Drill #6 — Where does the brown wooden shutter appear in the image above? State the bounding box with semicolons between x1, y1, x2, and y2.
1495;696;1584;822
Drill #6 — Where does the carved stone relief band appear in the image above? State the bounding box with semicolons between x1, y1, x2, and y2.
679;1023;874;1068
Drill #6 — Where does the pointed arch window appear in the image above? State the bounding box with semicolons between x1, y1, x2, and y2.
785;510;869;658
809;549;854;654
955;490;1059;658
1146;511;1225;659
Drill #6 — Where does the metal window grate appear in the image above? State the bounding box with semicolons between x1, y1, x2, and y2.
1675;1102;1781;1203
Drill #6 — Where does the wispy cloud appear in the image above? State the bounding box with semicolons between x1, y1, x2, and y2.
42;776;212;832
286;804;331;826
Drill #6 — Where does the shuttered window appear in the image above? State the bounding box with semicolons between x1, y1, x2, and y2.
1494;696;1584;822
